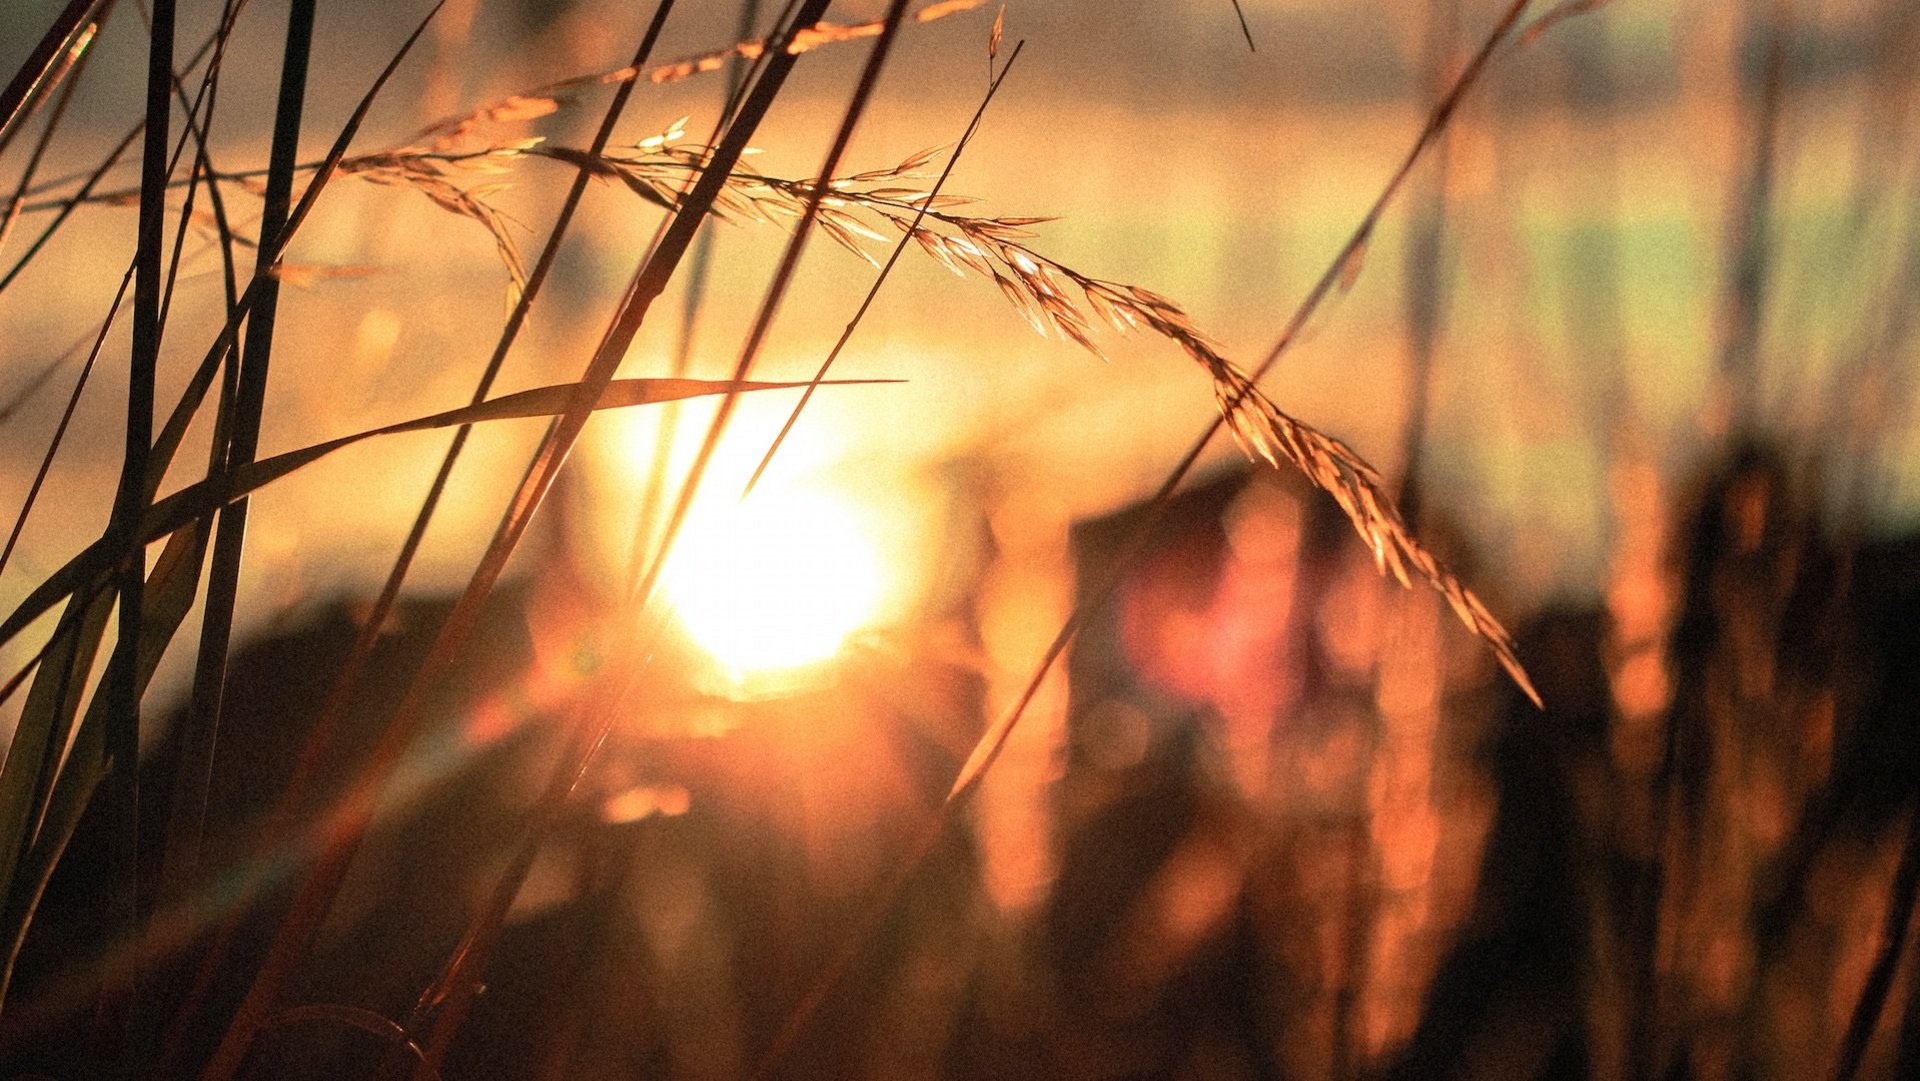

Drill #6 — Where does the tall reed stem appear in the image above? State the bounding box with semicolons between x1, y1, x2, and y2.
164;0;316;908
94;0;174;1071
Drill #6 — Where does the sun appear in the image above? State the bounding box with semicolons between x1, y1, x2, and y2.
661;486;888;678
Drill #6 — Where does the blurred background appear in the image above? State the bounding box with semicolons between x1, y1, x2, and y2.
1;0;1918;1078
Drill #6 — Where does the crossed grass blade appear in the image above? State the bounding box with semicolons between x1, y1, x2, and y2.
0;0;107;152
158;2;687;1060
0;16;714;1029
0;4;103;258
0;265;133;582
0;0;253;965
89;0;184;1054
164;0;320;932
0;1;253;295
402;6;917;1073
0;371;878;1023
0;0;1604;1068
744;37;1026;498
0;0;441;1036
0;375;889;659
0;518;208;1013
0;0;246;590
196;5;843;1072
2;0;433;652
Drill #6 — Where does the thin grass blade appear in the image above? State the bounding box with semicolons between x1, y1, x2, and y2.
0;0;106;153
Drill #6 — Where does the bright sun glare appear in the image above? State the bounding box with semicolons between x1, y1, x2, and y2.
662;487;888;677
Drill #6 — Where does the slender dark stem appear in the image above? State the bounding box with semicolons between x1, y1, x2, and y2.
128;0;462;1062
92;0;173;1070
0;265;134;581
400;0;922;1062
1831;810;1920;1081
0;0;106;153
618;0;794;594
0;0;241;588
667;0;759;358
0;1;103;258
0;596;106;1006
0;8;240;295
397;674;603;1078
159;0;313;931
0;124;138;296
409;2;912;1071
227;1;682;1066
150;0;242;331
216;0;685;926
1230;0;1256;51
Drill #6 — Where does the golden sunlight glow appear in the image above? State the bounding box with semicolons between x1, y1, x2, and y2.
662;487;888;677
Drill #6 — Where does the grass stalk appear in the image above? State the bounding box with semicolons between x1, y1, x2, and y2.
1830;810;1920;1081
628;0;765;569
160;0;316;918
181;0;685;948
0;265;134;582
0;2;446;1064
0;0;242;588
0;0;107;153
196;2;843;1073
0;7;245;296
0;123;138;297
0;1;105;259
398;3;919;1071
0;2;451;667
408;10;940;1075
153;0;244;328
167;0;685;1061
90;0;175;1068
626;0;913;618
1230;0;1256;51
